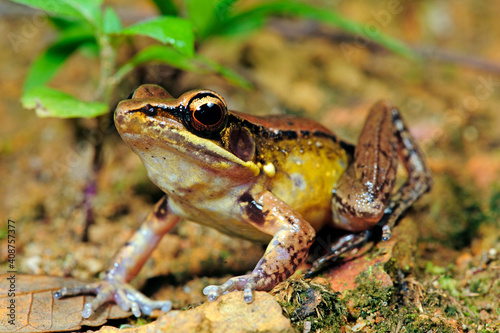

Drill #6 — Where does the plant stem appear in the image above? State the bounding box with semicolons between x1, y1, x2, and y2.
96;33;117;104
81;31;117;242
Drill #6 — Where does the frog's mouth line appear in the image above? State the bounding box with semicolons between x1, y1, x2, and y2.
118;116;261;177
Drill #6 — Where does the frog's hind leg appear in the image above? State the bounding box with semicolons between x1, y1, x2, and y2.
306;230;373;276
332;101;431;236
377;104;432;240
310;101;432;274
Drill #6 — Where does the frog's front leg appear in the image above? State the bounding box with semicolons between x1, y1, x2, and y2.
203;191;315;303
321;101;431;258
55;196;181;318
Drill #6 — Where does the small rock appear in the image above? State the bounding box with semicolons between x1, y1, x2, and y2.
155;291;294;333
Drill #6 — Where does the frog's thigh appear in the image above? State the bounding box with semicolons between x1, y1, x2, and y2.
239;191;316;290
331;101;432;234
332;101;399;232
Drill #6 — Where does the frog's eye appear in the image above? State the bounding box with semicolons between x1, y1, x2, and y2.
184;92;228;138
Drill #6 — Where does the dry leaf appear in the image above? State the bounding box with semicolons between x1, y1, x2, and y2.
0;274;131;332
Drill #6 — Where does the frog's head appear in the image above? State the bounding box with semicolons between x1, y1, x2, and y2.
114;84;260;193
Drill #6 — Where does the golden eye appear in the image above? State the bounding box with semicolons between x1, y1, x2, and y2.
184;92;228;138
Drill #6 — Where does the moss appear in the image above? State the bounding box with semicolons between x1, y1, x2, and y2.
437;175;488;249
337;265;470;332
469;277;488;294
402;315;459;333
119;316;154;329
272;278;347;332
444;304;458;317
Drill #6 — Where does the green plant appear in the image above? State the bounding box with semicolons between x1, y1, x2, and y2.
14;0;244;117
13;0;417;118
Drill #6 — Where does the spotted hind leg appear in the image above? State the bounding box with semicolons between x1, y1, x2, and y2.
309;101;431;275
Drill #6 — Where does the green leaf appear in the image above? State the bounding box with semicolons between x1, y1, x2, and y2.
196;56;252;89
150;0;178;16
78;41;100;58
188;0;239;39
66;0;102;26
114;45;251;89
213;0;238;21
103;7;122;34
187;0;218;37
11;0;102;26
48;16;82;31
22;86;108;118
114;45;197;82
121;17;194;56
11;0;83;19
24;25;95;92
209;13;265;37
126;45;196;70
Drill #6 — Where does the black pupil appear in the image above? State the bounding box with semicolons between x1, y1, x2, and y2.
194;102;222;126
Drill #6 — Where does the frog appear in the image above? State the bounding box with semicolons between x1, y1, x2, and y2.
54;84;432;318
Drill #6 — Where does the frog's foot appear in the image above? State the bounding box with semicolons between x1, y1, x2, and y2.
381;224;392;241
54;277;172;318
306;230;372;277
374;210;397;241
203;273;259;303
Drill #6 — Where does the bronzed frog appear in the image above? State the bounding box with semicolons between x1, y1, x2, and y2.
55;84;431;318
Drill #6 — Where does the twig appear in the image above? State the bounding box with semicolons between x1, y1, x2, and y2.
414;46;500;75
269;18;500;75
